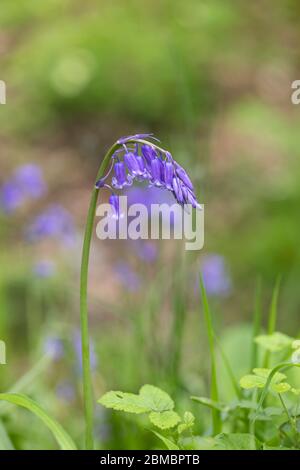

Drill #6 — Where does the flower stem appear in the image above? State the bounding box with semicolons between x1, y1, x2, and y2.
79;137;164;449
79;141;124;449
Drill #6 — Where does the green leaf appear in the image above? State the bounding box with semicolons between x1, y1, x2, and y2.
98;391;149;414
149;411;180;430
98;385;175;416
240;374;266;389
240;368;287;390
253;368;286;383
214;433;261;450
152;431;179;450
292;340;300;349
255;332;294;352
0;393;76;450
272;382;291;394
178;411;195;434
139;385;174;412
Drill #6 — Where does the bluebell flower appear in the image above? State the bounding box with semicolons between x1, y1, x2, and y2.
33;260;56;278
0;181;23;213
0;164;46;213
200;254;232;297
133;240;158;263
95;135;201;213
26;204;76;245
14;164;46;199
43;335;64;360
114;262;141;292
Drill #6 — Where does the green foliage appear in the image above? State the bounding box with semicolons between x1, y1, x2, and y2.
240;368;289;393
255;332;294;352
212;433;260;450
98;385;181;432
0;393;76;450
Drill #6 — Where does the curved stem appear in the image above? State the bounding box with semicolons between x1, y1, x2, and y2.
79;137;163;449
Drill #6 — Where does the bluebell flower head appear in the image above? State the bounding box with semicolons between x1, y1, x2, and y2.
133;240;158;263
14;164;46;198
43;335;64;360
95;135;201;214
33;260;56;278
26;204;76;245
114;262;141;292
0;164;46;213
200;254;232;297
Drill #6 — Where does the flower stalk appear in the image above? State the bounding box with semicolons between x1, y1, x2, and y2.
79;136;201;449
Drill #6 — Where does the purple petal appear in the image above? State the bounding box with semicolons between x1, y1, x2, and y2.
175;164;194;191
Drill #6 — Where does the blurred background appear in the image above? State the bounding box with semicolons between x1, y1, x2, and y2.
0;0;300;449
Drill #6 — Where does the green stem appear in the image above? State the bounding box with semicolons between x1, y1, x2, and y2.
263;276;281;368
199;275;221;435
250;277;262;371
79;137;162;449
278;393;296;435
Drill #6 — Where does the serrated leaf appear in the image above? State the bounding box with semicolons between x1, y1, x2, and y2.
178;411;195;434
98;391;150;414
253;368;286;383
214;433;261;450
139;385;174;412
152;431;179;450
255;332;294;352
240;368;286;390
149;411;181;430
271;382;291;394
240;374;266;389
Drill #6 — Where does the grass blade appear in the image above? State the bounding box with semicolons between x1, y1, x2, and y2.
250;277;262;370
215;335;242;399
263;276;281;368
0;393;77;450
199;275;221;435
0;420;14;449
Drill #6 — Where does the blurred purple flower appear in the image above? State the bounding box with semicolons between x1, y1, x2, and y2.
33;260;56;278
14;164;46;199
73;330;97;373
43;335;64;360
114;262;141;292
56;381;75;402
132;240;158;263
200;254;232;297
0;182;23;213
0;164;46;213
26;204;75;245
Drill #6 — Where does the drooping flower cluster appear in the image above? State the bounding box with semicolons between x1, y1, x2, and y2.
95;135;201;216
